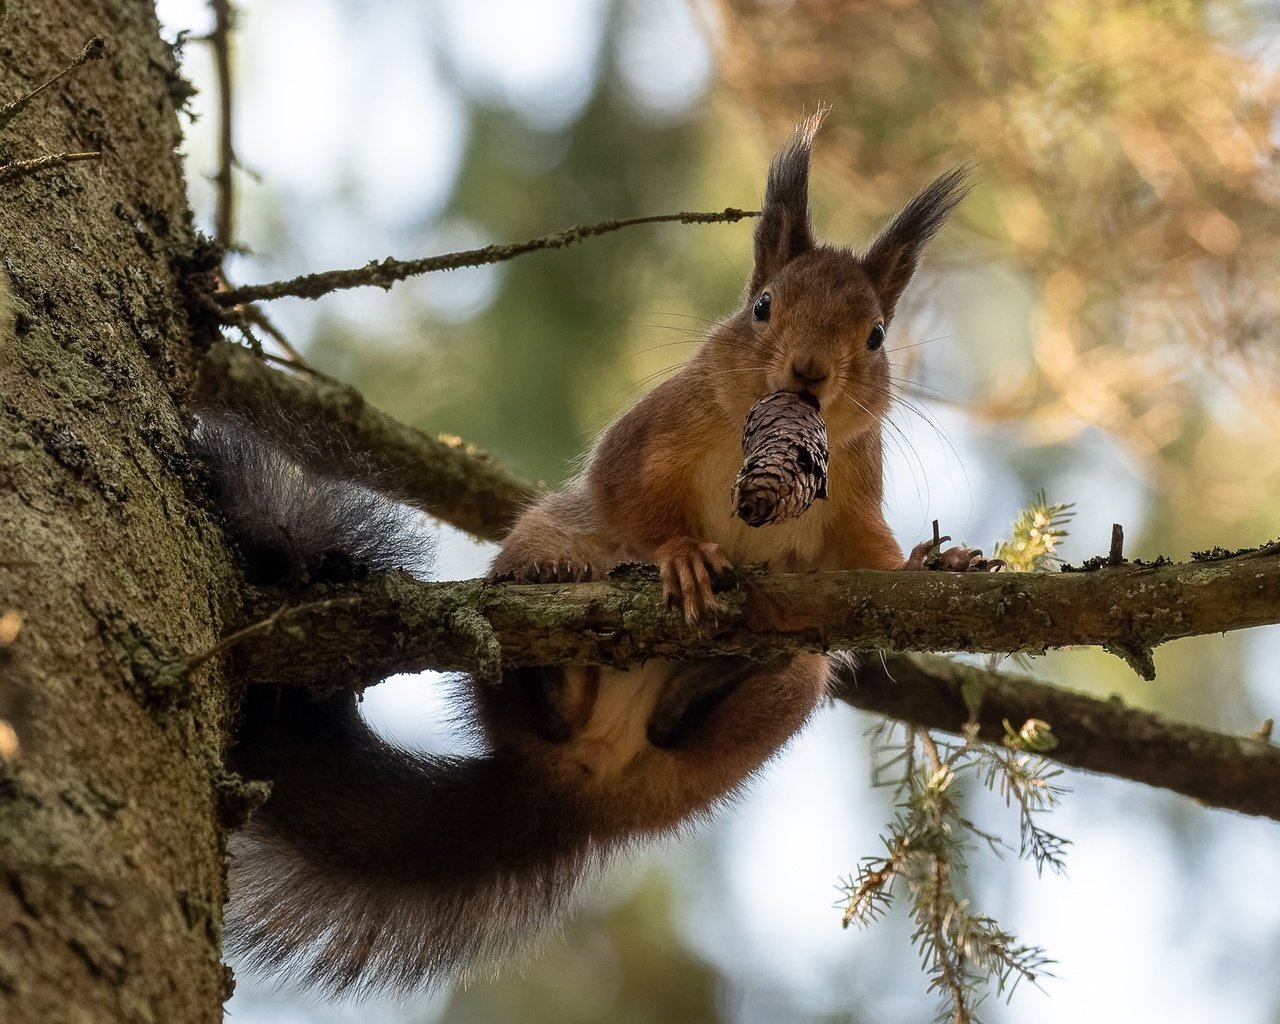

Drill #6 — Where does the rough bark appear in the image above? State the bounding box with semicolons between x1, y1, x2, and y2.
0;4;234;1021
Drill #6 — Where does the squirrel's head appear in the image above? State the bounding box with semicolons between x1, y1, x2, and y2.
707;110;969;446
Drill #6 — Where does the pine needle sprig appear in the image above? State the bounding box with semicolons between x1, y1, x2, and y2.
845;720;1066;1021
992;491;1075;572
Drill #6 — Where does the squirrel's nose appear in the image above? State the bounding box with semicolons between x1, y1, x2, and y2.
790;356;829;387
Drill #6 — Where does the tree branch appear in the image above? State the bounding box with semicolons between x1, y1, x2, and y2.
213;208;759;306
193;340;1280;823
206;0;236;251
232;550;1280;685
225;564;1280;820
839;654;1280;819
197;342;536;540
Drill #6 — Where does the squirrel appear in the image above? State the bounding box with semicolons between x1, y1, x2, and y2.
210;111;974;997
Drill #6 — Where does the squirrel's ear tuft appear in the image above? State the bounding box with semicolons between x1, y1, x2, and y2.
749;107;828;297
861;166;971;325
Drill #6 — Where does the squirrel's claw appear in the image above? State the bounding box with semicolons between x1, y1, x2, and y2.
536;559;593;583
656;538;734;624
903;535;1003;573
904;535;951;571
934;545;996;572
489;560;595;584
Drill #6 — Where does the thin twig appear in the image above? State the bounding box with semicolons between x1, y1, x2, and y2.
215;208;761;306
261;348;342;385
0;150;100;184
207;0;236;249
918;728;946;774
202;0;321;377
217;291;319;375
929;855;969;1024
239;304;316;370
0;37;105;132
186;595;359;669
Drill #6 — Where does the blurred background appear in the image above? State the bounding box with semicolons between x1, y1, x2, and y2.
155;0;1280;1020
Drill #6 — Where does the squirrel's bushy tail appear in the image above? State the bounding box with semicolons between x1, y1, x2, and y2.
198;415;597;995
226;688;598;995
195;411;434;584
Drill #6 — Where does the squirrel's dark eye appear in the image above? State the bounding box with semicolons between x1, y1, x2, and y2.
753;292;772;322
867;323;886;351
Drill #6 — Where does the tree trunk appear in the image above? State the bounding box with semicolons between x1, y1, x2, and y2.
1;2;233;1020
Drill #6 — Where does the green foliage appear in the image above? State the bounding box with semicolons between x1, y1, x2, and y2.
843;720;1068;1023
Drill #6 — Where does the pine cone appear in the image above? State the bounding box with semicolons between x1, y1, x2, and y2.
731;391;829;527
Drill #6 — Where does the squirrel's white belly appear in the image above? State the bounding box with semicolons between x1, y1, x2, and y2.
691;436;830;569
565;660;669;777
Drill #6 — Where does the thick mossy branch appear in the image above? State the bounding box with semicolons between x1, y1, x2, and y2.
235;553;1280;685
197;342;537;541
841;655;1280;820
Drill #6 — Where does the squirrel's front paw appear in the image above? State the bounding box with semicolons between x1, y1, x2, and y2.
655;538;735;624
489;559;596;584
903;535;1003;573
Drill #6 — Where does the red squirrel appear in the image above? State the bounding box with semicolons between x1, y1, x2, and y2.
214;113;972;996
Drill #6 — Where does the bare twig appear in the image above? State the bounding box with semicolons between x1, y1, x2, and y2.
225;301;325;377
241;305;306;364
214;208;761;306
260;348;342;385
201;2;324;377
0;150;100;184
186;595;359;670
0;37;105;132
917;727;946;773
207;0;236;249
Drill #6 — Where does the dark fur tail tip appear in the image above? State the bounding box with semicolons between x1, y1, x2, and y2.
194;411;436;586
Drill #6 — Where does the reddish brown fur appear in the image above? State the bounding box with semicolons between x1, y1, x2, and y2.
488;119;970;840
